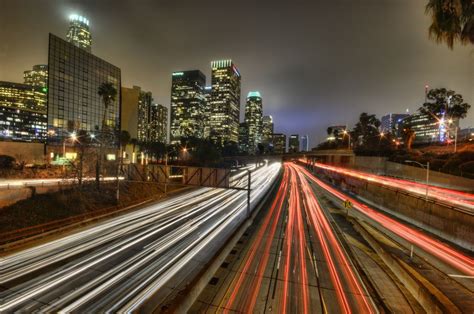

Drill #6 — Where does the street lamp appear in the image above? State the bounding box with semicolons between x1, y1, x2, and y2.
405;160;430;201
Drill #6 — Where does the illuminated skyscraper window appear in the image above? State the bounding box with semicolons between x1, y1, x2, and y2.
47;33;121;145
170;70;206;144
244;91;263;153
24;65;48;88
209;59;241;144
0;81;47;142
66;14;92;52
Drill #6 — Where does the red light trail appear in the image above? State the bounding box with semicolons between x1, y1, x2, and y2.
296;163;474;276
304;161;474;210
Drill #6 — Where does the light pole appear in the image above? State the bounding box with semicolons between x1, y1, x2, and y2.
405;160;430;201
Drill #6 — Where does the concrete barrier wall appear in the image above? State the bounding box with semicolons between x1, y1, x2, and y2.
0;141;45;164
314;167;474;251
350;156;474;192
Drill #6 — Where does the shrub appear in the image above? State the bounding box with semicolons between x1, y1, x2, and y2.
0;155;15;169
429;159;446;171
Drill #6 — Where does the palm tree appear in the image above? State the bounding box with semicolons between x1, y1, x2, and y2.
426;0;473;49
98;82;117;133
96;82;117;188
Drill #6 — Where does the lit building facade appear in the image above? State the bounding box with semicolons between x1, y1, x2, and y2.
66;14;92;52
262;115;274;143
170;70;206;144
381;113;409;135
245;91;263;153
0;81;47;142
272;133;286;154
137;89;153;142
301;135;309;151
121;86;140;139
289;134;300;153
209;59;241;144
401;113;440;144
47;33;121;145
24;65;48;88
149;103;168;143
238;122;249;153
203;85;212;138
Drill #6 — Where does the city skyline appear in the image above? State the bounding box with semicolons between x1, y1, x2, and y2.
1;0;472;147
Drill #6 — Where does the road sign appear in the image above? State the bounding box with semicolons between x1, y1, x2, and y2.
343;199;352;209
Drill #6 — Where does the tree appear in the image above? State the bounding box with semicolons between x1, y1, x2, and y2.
420;88;470;120
119;130;131;160
402;126;416;151
352;113;381;146
96;82;118;189
426;0;473;49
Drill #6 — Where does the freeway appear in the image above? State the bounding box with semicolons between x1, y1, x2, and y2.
307;162;474;211
192;162;376;313
0;162;280;312
192;162;473;313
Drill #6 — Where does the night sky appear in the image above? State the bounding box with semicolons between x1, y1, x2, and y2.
1;0;473;147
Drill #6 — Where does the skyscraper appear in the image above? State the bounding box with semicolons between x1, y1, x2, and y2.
0;81;47;142
66;14;92;52
47;33;121;145
149;103;168;143
301;135;309;151
238;122;249;153
170;70;206;144
245;91;263;153
262;115;274;144
137;89;153;142
209;59;241;144
272;133;286;154
289;134;300;153
203;85;212;138
23;65;48;88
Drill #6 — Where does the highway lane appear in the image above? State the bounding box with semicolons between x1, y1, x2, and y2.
192;162;375;313
0;163;280;312
296;163;474;276
306;161;474;211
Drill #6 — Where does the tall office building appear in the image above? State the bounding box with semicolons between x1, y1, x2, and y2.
209;59;241;144
262;115;274;144
137;89;153;142
0;81;47;142
289;134;300;153
47;33;121;145
149;103;168;143
24;65;48;88
245;91;263;153
272;133;286;154
401;113;442;144
170;70;206;144
238;122;249;153
203;85;212;138
66;14;92;52
301;135;309;151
